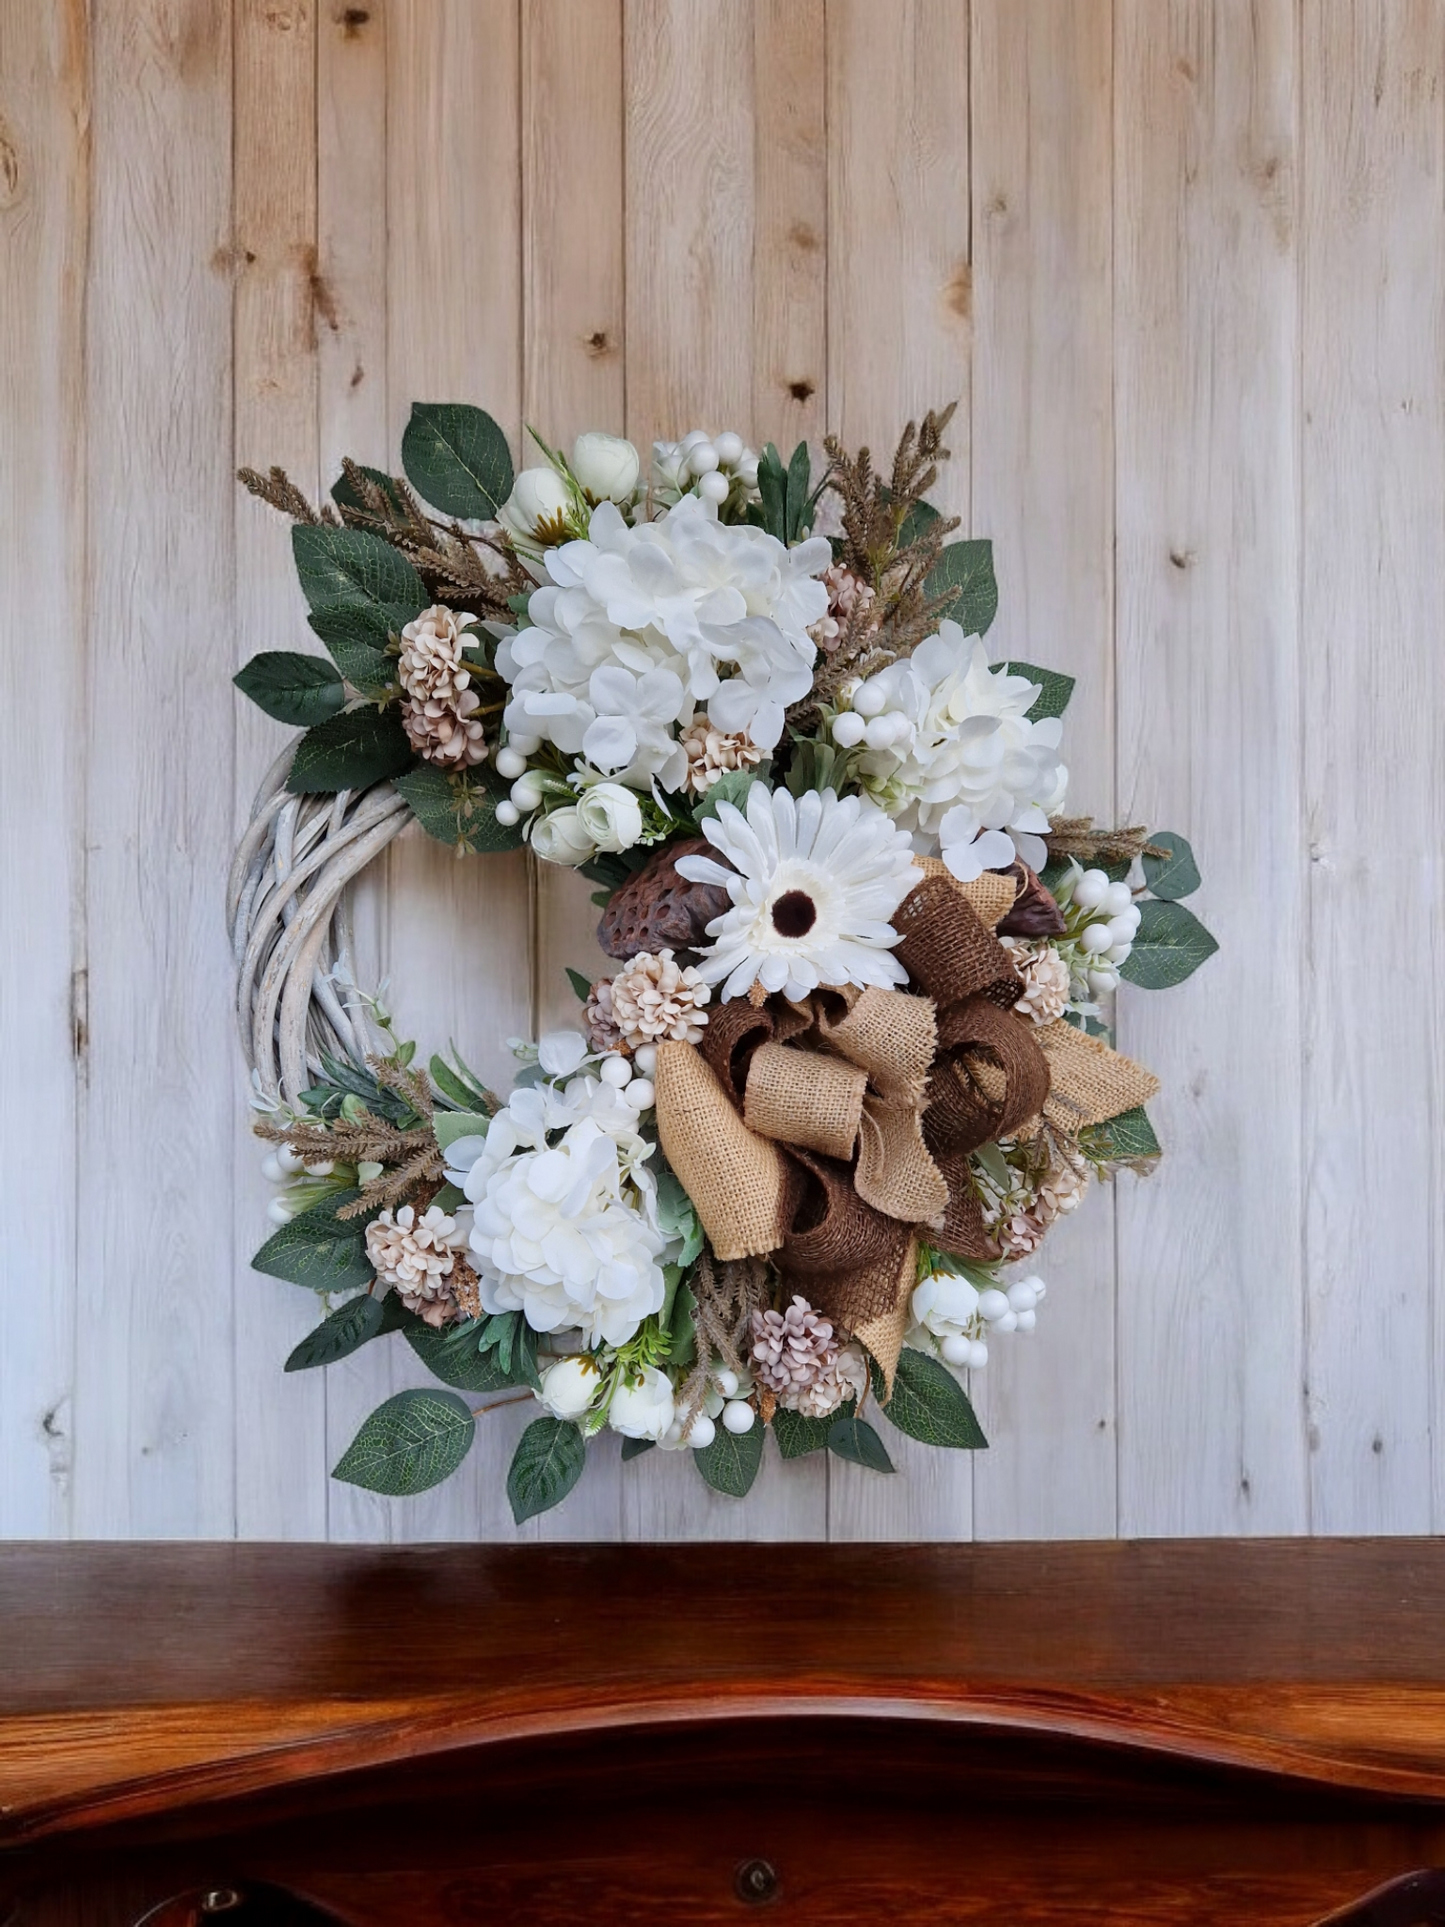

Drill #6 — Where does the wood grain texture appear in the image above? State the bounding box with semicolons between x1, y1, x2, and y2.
233;0;326;1541
967;0;1118;1542
1113;0;1309;1535
1300;0;1445;1536
75;0;239;1538
825;0;973;1541
0;0;87;1538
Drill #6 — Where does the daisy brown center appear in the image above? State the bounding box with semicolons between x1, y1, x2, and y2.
771;889;818;939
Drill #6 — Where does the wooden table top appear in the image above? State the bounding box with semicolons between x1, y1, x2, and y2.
3;1538;1445;1847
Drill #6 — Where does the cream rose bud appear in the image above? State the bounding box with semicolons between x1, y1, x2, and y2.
576;781;645;853
607;1366;676;1441
538;1355;601;1422
498;465;573;540
529;805;597;867
571;431;640;503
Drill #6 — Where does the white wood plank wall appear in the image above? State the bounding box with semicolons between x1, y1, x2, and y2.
2;0;1440;1542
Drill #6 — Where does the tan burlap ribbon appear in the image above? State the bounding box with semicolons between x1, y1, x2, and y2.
655;863;1159;1384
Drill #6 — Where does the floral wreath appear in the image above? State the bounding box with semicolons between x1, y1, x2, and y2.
231;403;1217;1522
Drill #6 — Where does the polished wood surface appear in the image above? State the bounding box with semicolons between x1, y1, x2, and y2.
4;1540;1445;1923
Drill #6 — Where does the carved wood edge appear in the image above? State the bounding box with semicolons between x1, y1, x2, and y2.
7;1679;1445;1850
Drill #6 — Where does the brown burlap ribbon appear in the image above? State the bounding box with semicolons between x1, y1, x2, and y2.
654;863;1158;1384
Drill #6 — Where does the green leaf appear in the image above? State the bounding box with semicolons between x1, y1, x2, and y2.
1004;661;1076;723
693;1418;764;1496
1078;1105;1162;1163
620;1435;655;1462
693;764;765;823
234;652;345;727
401;401;514;520
331;463;407;518
898;498;940;548
783;739;845;799
292;523;426;627
287;704;415;794
433;1109;489;1152
507;1415;586;1523
881;1347;989;1450
755;443;787;542
252;1189;375;1292
1118;898;1219;988
924;538;998;636
667;1282;698;1371
827;1412;895;1473
333;1388;475;1496
655;1170;705;1269
392;764;525;853
566;967;592;1002
785;439;811;541
306;606;395;697
284;1292;385;1371
1142;830;1202;901
772;1405;835;1459
430;1050;494;1113
405;1319;514;1393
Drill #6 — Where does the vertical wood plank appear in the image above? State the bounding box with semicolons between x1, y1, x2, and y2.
524;0;626;1049
232;0;327;1540
315;0;398;1546
825;0;974;1541
1114;0;1308;1535
968;0;1118;1541
0;0;88;1536
1301;0;1444;1534
383;0;532;1541
521;0;627;1538
620;0;826;1540
752;0;827;450
77;0;238;1536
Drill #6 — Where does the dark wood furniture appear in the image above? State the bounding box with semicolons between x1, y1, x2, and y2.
3;1541;1445;1924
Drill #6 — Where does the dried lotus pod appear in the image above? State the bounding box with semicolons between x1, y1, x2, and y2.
997;861;1067;939
596;837;732;962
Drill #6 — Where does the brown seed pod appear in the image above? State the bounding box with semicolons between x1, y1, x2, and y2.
997;862;1067;939
596;837;733;962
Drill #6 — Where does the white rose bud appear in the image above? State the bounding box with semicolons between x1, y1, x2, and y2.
530;805;597;868
576;781;645;854
571;431;641;503
539;1356;601;1422
498;465;573;541
608;1366;676;1442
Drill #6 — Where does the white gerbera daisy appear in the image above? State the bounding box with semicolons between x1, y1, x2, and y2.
676;785;919;1002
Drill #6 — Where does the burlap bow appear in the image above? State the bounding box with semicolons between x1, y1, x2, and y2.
655;862;1159;1383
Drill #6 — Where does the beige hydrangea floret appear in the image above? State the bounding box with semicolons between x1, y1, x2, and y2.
679;718;765;796
1001;936;1071;1026
608;948;711;1048
365;1202;466;1328
397;604;489;771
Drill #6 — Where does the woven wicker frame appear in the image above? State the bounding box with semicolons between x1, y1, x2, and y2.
228;742;412;1106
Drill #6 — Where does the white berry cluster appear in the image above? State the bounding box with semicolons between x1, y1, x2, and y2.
911;1266;1047;1371
1054;862;1141;997
650;428;760;508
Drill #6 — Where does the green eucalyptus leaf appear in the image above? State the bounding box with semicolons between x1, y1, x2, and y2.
772;1405;836;1459
566;967;592;1002
252;1189;375;1292
433;1110;490;1152
827;1412;895;1473
1078;1105;1162;1163
332;1388;475;1495
694;764;766;822
234;652;345;727
924;537;997;637
287;704;415;795
755;443;787;542
507;1415;586;1523
1118;898;1219;988
292;523;426;627
693;1417;764;1496
405;1319;513;1393
284;1292;385;1371
785;439;811;541
1141;830;1202;901
880;1347;988;1450
655;1170;705;1269
1004;660;1075;723
898;498;940;548
402;401;514;520
393;764;524;853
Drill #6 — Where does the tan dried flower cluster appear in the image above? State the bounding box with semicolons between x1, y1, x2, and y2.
978;1146;1089;1261
365;1201;466;1327
606;949;711;1049
679;718;764;796
750;1295;869;1419
584;976;625;1055
808;562;878;653
1001;937;1072;1026
397;604;488;770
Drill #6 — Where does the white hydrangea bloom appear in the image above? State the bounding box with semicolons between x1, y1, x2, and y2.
677;784;919;1002
835;622;1068;870
453;1074;667;1348
497;496;831;790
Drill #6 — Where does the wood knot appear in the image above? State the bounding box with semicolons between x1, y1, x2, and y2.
787;378;815;404
943;261;972;321
0;120;20;207
584;329;612;358
338;4;370;30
